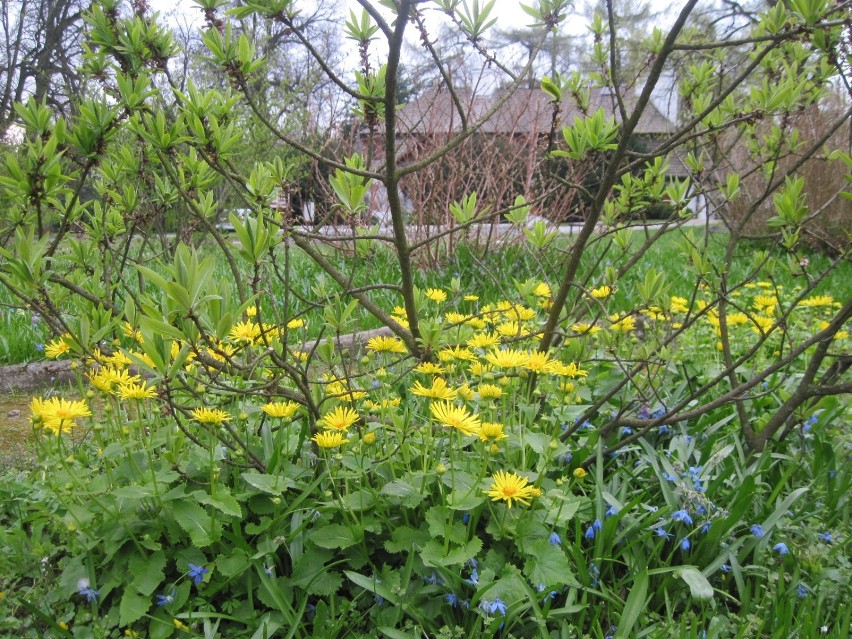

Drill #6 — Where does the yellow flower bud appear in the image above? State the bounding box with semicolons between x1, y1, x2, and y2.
573;467;588;479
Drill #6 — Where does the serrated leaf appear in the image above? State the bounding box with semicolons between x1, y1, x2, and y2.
170;500;214;546
420;537;482;567
130;551;166;596
380;479;423;508
241;471;293;495
384;526;431;553
119;587;150;626
195;489;242;518
523;540;579;588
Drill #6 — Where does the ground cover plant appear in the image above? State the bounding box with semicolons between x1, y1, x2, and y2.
0;0;850;637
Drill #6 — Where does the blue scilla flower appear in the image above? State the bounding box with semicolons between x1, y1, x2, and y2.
549;532;561;545
462;512;470;524
655;527;673;540
35;343;44;352
651;407;666;419
672;509;693;525
588;562;600;577
483;598;507;616
78;585;100;603
797;584;808;598
468;558;478;569
695;504;707;516
621;427;633;437
662;471;676;482
680;538;691;551
187;563;208;585
372;380;381;389
638;405;650;419
585;525;596;540
445;593;459;608
818;531;832;544
720;563;731;573
701;522;711;534
605;505;619;518
422;571;443;585
658;424;670;435
773;542;789;555
750;524;765;538
593;518;603;531
155;590;175;606
464;568;479;586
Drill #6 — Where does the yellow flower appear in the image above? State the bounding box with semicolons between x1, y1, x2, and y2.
670;296;690;314
479;422;508;442
523;351;559;374
246;306;258;317
818;320;848;340
464;294;479;301
445;311;467;324
551;361;588;378
118;382;158;400
206;342;236;363
312;431;349;448
414;362;445;374
362;431;377;445
609;314;636;332
798;295;834;308
477;383;503;400
753;295;777;315
572;322;601;336
191;407;231;424
467;332;501;349
318;406;360;431
123;322;143;343
485;471;538;508
364;397;401;412
410;377;457;401
457;383;475;401
89;367;140;394
464;315;488;330
485;348;528;368
173;619;190;631
590;285;612;299
751;315;775;336
287;318;305;329
326;380;367;402
469;361;492;376
496;321;525;338
366;335;407;354
534;282;551;298
292;350;309;362
429;401;481;436
262;401;301;419
437;346;477;362
229;320;261;344
572;467;587;479
425;288;447;303
32;397;92;433
45;336;72;359
503;305;536;322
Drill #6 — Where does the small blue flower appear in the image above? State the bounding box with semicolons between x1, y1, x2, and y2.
584;525;596;540
621;427;633;436
463;568;479;586
480;597;507;616
773;542;789;555
462;512;470;524
445;593;459;607
549;532;561;545
658;424;670;435
155;590;175;607
672;509;693;525
651;407;666;419
680;538;691;551
750;524;764;538
79;586;100;603
701;522;711;534
35;343;44;352
684;435;693;443
797;584;808;598
655;527;673;540
695;505;707;516
638;405;650;419
187;563;208;585
662;471;677;482
817;532;832;544
558;452;573;464
422;571;443;585
372;380;381;389
543;589;558;601
720;563;731;573
605;506;619;518
592;518;602;531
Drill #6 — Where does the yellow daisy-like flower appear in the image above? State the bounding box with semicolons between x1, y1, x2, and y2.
523;351;559;374
590;285;612;299
798;295;834;308
262;401;301;419
445;311;467;325
246;306;258;318
32;397;92;433
496;321;525;338
89;367;141;394
534;282;551;298
505;305;537;322
572;322;602;336
292;350;309;362
751;315;775;336
464;315;488;330
551;361;588;378
319;406;360;431
609;314;636;332
753;295;777;315
457;383;475;401
191;407;231;424
414;362;445;374
818;320;847;340
229;320;261;344
364;397;402;412
479;422;508;442
206;342;236;363
670;296;690;314
437;346;477;362
326;381;367;402
464;294;479;301
425;288;447;303
477;383;503;400
467;332;502;349
410;377;457;401
391;315;410;329
312;431;349;448
366;335;407;354
45;336;72;359
485;471;539;508
123;322;144;343
429;401;481;436
287;318;305;329
118;382;158;400
485;348;529;368
469;361;492;376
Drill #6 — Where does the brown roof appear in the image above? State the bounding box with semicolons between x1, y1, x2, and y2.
395;86;674;136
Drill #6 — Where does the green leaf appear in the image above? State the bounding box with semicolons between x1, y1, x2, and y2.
339;489;375;512
380;479;424;508
216;549;250;578
170;500;214;547
675;566;714;600
241;471;293;495
615;570;648;639
195;489;242;518
384;526;431;553
310;524;363;550
130;551;166;596
523;540;579;588
344;571;399;605
119;587;150;627
420;537;482;567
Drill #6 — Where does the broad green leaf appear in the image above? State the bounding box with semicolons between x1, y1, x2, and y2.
170;500;214;547
119;587;150;626
675;566;714;600
310;524;363;550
